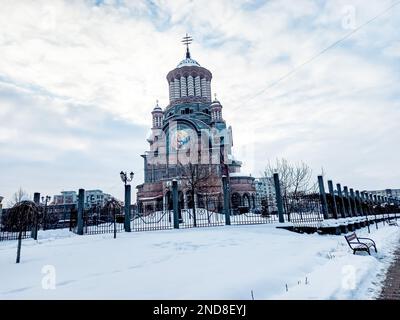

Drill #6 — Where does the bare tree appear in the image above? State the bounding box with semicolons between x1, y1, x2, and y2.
177;162;218;227
264;158;318;217
5;201;37;263
7;187;30;207
264;158;315;197
103;198;123;239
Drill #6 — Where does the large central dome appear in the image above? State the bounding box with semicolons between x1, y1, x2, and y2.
166;43;212;106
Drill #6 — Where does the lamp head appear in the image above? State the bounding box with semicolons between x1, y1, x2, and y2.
120;171;125;182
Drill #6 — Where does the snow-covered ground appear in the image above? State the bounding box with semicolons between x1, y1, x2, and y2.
0;223;399;299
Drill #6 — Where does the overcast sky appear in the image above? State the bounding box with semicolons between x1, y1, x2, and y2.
0;0;399;205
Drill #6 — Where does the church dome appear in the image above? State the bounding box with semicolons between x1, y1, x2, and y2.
153;106;162;112
177;57;201;68
210;97;222;108
166;34;213;106
152;101;163;113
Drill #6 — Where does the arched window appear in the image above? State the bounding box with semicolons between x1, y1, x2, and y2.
231;193;241;209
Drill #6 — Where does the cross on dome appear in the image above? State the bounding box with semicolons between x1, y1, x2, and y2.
177;34;201;68
181;33;193;59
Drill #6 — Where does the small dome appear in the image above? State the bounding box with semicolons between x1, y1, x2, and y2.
210;100;222;108
153;106;162;111
152;101;163;113
177;58;201;68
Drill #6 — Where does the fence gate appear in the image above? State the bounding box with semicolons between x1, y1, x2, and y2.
230;195;279;225
283;193;324;227
81;202;125;235
131;207;173;232
179;198;226;228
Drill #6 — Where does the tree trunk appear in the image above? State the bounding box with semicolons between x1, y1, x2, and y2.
192;189;197;227
16;228;22;263
113;208;117;239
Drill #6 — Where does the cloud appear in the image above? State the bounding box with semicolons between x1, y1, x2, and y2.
0;82;146;203
0;0;399;204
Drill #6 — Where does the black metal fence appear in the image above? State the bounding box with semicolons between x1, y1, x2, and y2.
2;176;400;240
230;196;279;225
132;196;280;231
180;199;226;228
0;207;33;241
0;228;32;241
80;204;125;235
132;209;173;232
283;193;323;227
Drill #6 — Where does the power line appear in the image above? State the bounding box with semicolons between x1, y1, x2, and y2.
243;1;400;105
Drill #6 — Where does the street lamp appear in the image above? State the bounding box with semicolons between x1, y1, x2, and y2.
222;175;231;225
120;171;134;185
167;178;182;227
120;171;134;232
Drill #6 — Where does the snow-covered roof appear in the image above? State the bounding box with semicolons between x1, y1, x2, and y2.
139;195;163;201
230;172;253;178
177;58;201;68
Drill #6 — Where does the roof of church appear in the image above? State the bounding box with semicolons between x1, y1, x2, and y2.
177;57;201;68
152;101;163;112
152;105;162;112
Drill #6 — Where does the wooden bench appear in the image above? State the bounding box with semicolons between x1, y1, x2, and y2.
388;220;398;226
344;232;377;255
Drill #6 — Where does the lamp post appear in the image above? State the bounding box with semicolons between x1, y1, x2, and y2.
222;175;231;225
41;195;51;230
120;171;134;232
166;178;183;227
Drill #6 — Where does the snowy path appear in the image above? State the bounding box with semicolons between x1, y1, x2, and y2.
378;240;400;299
0;224;399;299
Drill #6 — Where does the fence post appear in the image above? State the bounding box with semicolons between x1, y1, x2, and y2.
343;186;353;217
336;184;346;218
124;184;131;232
172;179;179;229
362;192;371;233
328;180;338;219
0;197;2;233
77;188;84;235
356;190;363;216
222;175;231;226
370;193;377;230
318;176;329;220
273;173;285;223
350;188;358;216
31;192;40;240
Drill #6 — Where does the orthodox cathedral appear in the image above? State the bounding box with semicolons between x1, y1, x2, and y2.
136;36;255;213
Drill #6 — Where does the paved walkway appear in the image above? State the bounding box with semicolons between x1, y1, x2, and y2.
378;241;400;300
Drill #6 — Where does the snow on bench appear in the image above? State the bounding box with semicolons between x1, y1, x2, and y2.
344;232;377;255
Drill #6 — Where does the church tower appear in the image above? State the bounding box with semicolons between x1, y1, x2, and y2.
137;35;255;214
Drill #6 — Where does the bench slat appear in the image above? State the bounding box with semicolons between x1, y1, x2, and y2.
345;233;357;241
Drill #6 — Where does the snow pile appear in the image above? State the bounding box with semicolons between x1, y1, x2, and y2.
0;223;399;299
